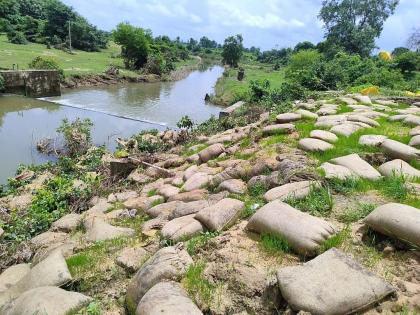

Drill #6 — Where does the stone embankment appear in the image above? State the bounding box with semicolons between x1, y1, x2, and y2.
0;94;420;314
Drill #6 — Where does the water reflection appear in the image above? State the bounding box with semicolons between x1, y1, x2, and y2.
0;66;223;183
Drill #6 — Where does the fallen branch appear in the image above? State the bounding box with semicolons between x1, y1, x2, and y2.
128;157;174;178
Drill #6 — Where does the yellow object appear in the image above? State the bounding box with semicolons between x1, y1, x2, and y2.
361;86;379;95
114;150;129;158
405;91;416;96
379;51;392;61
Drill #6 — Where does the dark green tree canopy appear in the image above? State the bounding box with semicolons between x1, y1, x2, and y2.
294;41;315;52
222;34;243;67
0;0;108;51
112;23;150;69
319;0;399;57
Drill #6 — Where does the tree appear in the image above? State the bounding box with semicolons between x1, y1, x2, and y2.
294;41;315;52
222;34;243;67
393;51;420;74
319;0;399;57
112;22;150;69
392;47;410;57
407;28;420;51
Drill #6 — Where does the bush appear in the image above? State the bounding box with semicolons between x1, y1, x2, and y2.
57;118;94;157
355;66;407;90
393;51;420;75
28;56;65;80
7;30;28;44
0;74;4;91
285;49;325;90
145;54;165;75
2;175;89;241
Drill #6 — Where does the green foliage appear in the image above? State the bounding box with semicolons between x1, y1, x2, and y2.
7;30;28;44
186;231;219;256
1;0;107;51
286;49;324;90
57;118;93;157
183;262;215;307
2;175;90;241
86;301;102;315
337;203;376;223
28;55;64;79
112;22;149;69
177;115;194;132
318;227;350;254
319;0;399;57
222;34;243;67
0;74;4;91
257;47;292;65
393;51;420;75
135;135;165;153
294;41;315;52
260;233;290;254
285;185;333;217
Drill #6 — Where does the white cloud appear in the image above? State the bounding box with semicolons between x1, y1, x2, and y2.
62;0;420;51
145;0;202;24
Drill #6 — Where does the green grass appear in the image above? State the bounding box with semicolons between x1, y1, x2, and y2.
186;231;219;256
260;233;290;255
327;175;419;208
66;237;135;292
147;189;157;197
285;185;334;217
337;203;376;223
213;62;285;105
309;117;411;163
0;34;199;78
182;262;215;308
229;182;267;218
318;227;350;254
0;34;136;77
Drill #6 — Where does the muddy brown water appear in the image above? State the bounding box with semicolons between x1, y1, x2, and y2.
0;66;224;184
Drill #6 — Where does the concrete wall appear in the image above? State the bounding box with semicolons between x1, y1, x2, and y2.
0;70;61;97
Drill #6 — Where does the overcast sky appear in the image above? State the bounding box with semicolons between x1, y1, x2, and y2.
62;0;420;51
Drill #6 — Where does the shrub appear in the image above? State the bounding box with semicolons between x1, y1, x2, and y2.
28;56;65;80
393;51;420;75
2;175;90;241
7;30;28;44
355;66;406;90
177;115;194;132
145;53;165;75
0;74;4;91
57;118;94;157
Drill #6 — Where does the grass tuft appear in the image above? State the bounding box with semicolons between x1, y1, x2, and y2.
318;227;350;254
183;262;215;308
186;231;219;256
285;185;333;217
337;203;376;223
260;233;290;255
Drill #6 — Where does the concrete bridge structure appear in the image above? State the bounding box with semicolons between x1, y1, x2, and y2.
0;70;61;97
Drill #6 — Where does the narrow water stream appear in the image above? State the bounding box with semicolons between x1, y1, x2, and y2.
0;65;224;183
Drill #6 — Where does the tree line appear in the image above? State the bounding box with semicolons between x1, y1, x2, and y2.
0;0;108;51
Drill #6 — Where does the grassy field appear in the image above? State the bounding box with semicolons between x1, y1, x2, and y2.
0;34;199;78
213;59;285;105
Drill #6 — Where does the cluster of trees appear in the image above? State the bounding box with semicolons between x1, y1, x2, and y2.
186;36;219;52
245;0;419;105
0;0;108;51
112;23;189;74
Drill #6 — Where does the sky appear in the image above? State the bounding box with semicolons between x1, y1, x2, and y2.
62;0;420;52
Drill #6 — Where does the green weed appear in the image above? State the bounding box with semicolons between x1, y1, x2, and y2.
318;227;350;254
183;262;215;308
286;185;333;217
260;233;290;255
337;203;376;223
186;231;219;256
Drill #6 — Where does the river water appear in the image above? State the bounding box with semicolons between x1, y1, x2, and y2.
0;65;223;184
